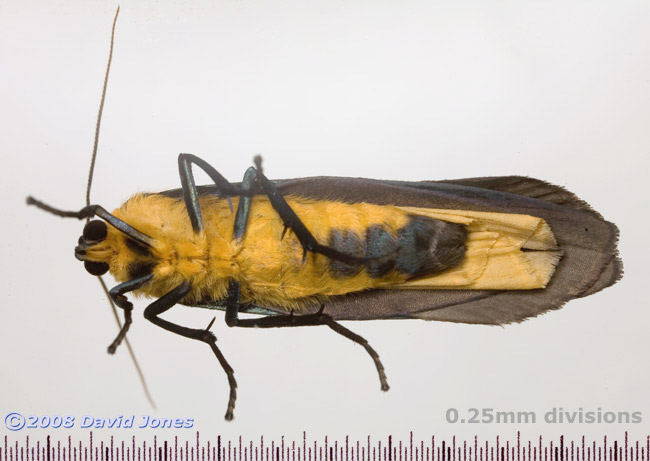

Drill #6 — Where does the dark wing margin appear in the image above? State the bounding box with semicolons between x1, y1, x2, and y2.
434;176;601;216
184;175;621;326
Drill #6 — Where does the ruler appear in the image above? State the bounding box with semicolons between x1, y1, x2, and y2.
2;432;648;461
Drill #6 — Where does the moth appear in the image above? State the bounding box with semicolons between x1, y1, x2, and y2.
27;8;621;421
28;155;622;420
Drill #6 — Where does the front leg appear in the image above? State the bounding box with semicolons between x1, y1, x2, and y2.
106;274;154;354
232;167;257;240
26;198;153;247
144;282;238;421
177;154;246;233
224;280;389;391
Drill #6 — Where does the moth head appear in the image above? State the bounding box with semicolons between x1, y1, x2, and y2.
74;215;156;281
75;219;111;275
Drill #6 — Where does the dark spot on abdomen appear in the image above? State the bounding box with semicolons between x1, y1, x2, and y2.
396;216;467;277
328;229;365;277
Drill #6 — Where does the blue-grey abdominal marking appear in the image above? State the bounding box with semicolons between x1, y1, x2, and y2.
366;225;397;278
328;229;366;277
328;216;468;279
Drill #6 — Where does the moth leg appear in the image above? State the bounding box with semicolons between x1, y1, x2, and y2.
233;167;257;240
26;198;153;247
144;281;238;421
106;274;154;354
250;157;393;266
224;280;389;391
177;154;246;233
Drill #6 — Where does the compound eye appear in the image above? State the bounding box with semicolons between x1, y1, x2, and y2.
83;220;108;242
84;261;109;276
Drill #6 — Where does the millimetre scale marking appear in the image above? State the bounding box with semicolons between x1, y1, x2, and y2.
1;434;648;461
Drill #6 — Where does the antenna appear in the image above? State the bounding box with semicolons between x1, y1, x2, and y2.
87;6;156;410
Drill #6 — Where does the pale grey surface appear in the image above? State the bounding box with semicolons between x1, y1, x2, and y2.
1;0;648;443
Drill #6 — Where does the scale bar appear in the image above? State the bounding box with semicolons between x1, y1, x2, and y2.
2;433;647;461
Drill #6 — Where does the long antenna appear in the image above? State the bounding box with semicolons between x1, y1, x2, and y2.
86;6;119;209
87;6;156;409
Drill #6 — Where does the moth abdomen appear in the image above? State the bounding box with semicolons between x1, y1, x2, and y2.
328;215;467;279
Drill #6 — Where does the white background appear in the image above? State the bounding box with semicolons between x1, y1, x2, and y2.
1;0;648;446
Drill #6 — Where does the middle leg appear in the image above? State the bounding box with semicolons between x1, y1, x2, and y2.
143;282;238;420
